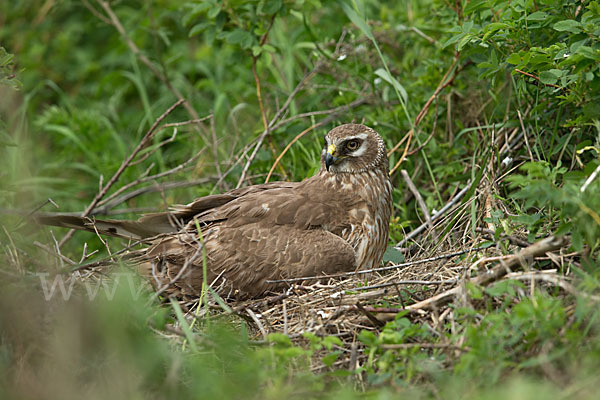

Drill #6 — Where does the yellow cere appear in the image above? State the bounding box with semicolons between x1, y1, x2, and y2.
327;144;337;155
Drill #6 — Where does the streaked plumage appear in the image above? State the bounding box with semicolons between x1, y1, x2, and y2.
37;124;393;299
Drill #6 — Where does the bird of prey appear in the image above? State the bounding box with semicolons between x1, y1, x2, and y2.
37;124;393;299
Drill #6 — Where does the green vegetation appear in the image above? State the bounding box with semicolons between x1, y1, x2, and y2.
1;0;599;398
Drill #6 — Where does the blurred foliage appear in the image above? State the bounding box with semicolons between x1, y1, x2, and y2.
1;0;600;398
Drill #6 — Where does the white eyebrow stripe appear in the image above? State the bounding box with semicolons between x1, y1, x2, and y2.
345;133;369;141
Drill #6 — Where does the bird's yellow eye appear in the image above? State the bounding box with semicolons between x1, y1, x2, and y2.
346;140;360;150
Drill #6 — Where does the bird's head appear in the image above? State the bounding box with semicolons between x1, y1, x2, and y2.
321;124;388;174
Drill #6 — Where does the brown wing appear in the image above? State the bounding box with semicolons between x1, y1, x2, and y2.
34;181;300;240
142;175;361;298
187;176;362;231
143;224;355;298
141;181;299;227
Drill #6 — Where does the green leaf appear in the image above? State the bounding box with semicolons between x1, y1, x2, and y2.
383;246;405;264
486;280;525;298
466;282;484;300
374;68;408;103
577;46;600;61
225;29;256;49
464;0;488;14
267;332;293;346
263;0;282;14
358;329;378;347
207;5;221;19
322;351;342;367
337;0;375;41
322;336;343;350
457;34;473;51
527;11;548;21
0;120;16;146
189;22;211;37
539;69;562;85
442;32;466;48
506;52;522;65
169;298;198;352
485;22;510;33
553;20;582;33
251;46;263;57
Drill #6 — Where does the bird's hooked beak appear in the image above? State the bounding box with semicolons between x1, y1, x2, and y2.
325;143;338;171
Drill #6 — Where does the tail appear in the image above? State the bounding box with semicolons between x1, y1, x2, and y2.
34;213;181;240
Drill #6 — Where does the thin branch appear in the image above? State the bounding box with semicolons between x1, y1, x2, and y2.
581;163;600;193
264;118;329;183
517;109;534;161
93;178;217;215
395;181;472;248
93;0;208;138
266;245;488;284
263;98;372;182
380;342;469;351
235;14;278;189
349;279;458;292
355;302;384;327
388;55;469;174
514;68;562;89
401;169;434;232
235;31;349;187
97;146;208;208
403;236;568;313
58;99;185;246
270;97;371;133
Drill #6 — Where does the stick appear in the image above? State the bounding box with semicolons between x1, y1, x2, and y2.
514;68;562;89
402;236;567;314
401;169;434;232
355;302;384;327
581;163;600;193
94;0;207;136
388;54;468;173
266;245;488;284
394;181;472;248
58;100;185;246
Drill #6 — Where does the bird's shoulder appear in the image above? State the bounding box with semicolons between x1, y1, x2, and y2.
186;174;357;230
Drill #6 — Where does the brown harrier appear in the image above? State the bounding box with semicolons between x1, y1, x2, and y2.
37;124;393;298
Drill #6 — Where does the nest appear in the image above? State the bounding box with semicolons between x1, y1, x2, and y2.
154;232;573;372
